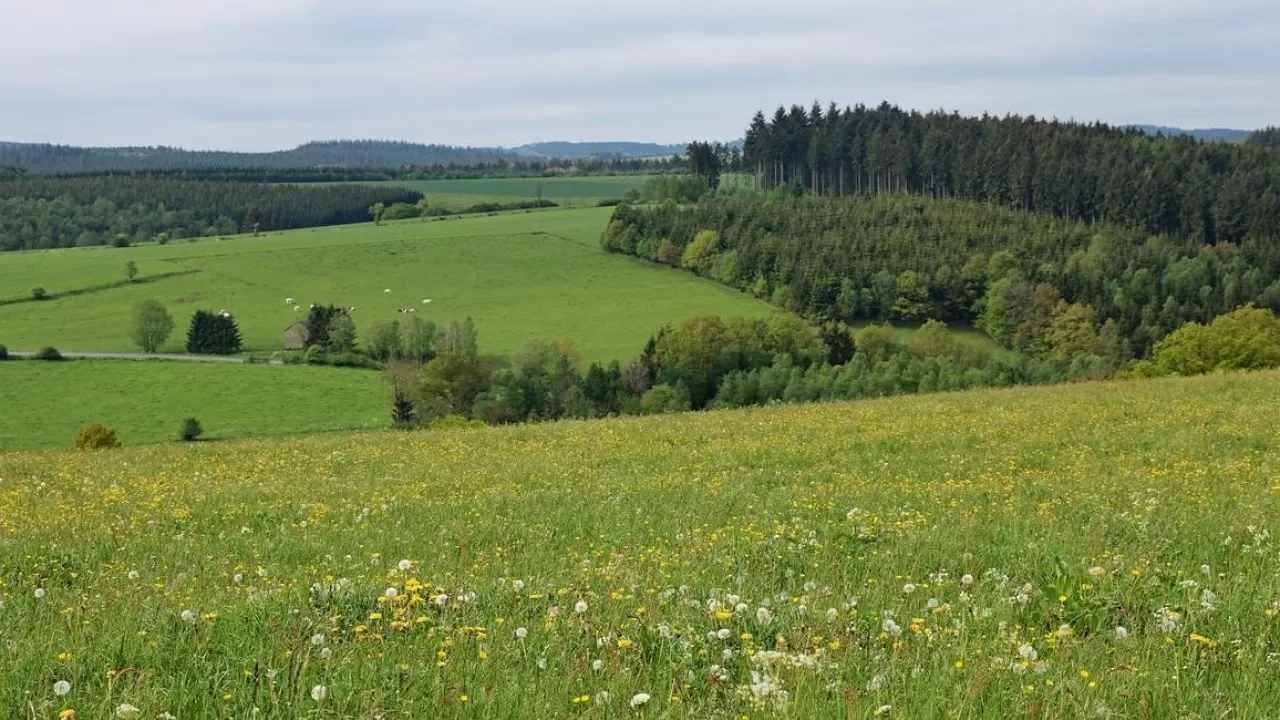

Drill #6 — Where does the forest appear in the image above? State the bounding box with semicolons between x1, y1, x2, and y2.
0;177;421;251
715;103;1280;246
606;194;1280;358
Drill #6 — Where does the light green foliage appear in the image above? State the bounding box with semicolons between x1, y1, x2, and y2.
0;208;775;363
1;373;1279;716
0;361;386;450
132;299;174;353
1048;301;1101;359
365;320;403;362
1134;305;1280;377
680;230;720;272
639;383;690;414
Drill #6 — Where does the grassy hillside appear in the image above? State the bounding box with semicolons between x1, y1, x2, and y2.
0;360;387;451
0;208;777;363
2;372;1277;717
371;176;654;208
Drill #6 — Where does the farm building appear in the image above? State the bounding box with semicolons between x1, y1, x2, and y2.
282;322;310;350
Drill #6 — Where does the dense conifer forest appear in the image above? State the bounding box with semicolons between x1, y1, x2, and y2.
0;177;421;251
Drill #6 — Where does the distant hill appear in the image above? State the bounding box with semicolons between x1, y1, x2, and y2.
0;140;524;175
514;141;688;159
1129;125;1252;143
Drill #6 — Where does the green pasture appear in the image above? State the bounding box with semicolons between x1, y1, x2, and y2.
0;359;387;451
368;175;655;208
0;208;778;364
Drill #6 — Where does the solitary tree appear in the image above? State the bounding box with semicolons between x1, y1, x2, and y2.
125;261;138;282
186;310;242;355
132;300;174;353
369;202;386;225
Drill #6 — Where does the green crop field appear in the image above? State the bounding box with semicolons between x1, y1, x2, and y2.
2;371;1277;717
367;175;656;208
0;208;777;364
0;360;387;451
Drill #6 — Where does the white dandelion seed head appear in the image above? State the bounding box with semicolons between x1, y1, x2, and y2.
233;573;244;584
592;659;605;671
574;600;588;614
310;633;326;646
716;628;732;640
594;691;612;705
927;598;939;609
1200;564;1212;576
902;583;916;594
398;559;412;572
514;627;528;639
127;570;139;581
1088;566;1106;579
512;579;525;591
53;680;71;696
1115;626;1129;640
1018;644;1038;660
181;609;197;623
311;684;327;701
629;692;651;708
960;574;974;586
385;587;399;599
34;588;46;599
875;705;893;716
756;606;774;624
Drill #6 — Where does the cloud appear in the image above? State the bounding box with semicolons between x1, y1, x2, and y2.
0;0;1275;149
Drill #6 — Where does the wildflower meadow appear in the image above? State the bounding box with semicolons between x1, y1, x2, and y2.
2;371;1278;718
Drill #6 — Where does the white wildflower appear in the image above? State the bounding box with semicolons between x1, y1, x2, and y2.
310;633;325;646
115;703;140;718
629;692;651;708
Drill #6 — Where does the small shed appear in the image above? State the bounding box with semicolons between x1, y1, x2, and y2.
283;322;311;350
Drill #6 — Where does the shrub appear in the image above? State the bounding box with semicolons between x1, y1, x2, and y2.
640;384;692;415
112;235;131;248
31;287;47;300
34;346;62;361
75;424;120;450
1133;306;1280;377
0;344;7;361
179;417;204;442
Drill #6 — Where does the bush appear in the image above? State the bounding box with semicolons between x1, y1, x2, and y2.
34;346;63;361
179;417;204;442
112;235;131;248
1133;306;1280;377
31;287;47;300
0;344;7;361
75;424;120;450
640;384;692;415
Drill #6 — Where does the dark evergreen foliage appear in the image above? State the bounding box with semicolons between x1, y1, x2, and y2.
605;194;1280;356
739;102;1280;246
0;179;422;251
186;311;242;355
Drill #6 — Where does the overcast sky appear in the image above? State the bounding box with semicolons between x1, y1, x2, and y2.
1;0;1276;150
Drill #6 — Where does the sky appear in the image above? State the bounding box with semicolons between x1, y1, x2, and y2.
0;0;1276;151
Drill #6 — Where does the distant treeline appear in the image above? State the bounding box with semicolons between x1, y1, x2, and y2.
0;140;691;176
736;102;1280;246
0;177;421;251
32;157;684;184
0;140;520;174
606;194;1280;357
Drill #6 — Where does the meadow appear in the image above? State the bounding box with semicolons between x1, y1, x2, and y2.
0;208;777;364
2;371;1278;718
0;360;388;451
369;176;655;209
